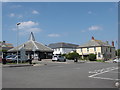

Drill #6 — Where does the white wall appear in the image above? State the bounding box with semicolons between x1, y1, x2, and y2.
53;48;76;55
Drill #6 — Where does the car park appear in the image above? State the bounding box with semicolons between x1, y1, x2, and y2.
52;55;66;62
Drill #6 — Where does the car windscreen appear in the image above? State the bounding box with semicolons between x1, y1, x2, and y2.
6;55;12;58
11;55;16;58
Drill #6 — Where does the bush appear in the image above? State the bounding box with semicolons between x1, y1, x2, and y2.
88;54;96;61
65;51;80;60
61;54;66;57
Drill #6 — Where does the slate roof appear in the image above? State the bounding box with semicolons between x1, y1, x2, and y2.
48;42;79;49
78;39;114;48
8;32;53;52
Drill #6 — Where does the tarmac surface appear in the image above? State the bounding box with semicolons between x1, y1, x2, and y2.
2;59;120;88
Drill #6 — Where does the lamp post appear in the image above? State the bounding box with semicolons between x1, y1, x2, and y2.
16;23;21;64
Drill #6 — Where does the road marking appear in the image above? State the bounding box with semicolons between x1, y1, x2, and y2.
90;76;120;81
88;67;119;81
89;67;118;78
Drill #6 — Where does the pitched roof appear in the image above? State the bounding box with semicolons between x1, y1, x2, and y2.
8;32;53;52
0;42;13;48
48;42;79;49
78;39;114;48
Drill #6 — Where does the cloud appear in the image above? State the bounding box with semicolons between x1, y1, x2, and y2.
88;11;92;14
48;34;60;37
88;25;102;31
9;13;23;18
19;21;39;29
32;10;39;14
9;13;15;17
13;21;42;35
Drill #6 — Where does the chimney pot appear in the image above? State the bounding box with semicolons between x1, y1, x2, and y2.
112;41;114;46
92;36;94;40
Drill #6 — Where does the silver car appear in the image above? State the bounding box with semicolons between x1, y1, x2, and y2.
52;55;66;62
6;55;28;63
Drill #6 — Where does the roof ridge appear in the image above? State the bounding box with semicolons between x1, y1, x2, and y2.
34;41;53;50
31;41;39;50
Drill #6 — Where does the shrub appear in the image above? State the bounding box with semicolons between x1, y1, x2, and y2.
88;54;96;61
61;54;66;57
65;51;80;60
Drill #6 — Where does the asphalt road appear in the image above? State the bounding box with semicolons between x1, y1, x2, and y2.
2;60;120;88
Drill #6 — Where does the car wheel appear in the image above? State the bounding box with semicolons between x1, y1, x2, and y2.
64;59;66;62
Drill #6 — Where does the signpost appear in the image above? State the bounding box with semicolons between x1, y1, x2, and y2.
20;47;26;62
32;46;36;60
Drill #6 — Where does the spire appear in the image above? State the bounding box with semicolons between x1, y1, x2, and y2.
29;32;35;41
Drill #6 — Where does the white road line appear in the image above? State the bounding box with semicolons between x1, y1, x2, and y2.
91;76;120;81
89;67;118;78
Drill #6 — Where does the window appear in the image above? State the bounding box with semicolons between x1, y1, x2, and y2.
94;47;96;52
87;48;89;52
98;52;101;57
79;48;82;52
110;48;112;52
106;48;107;52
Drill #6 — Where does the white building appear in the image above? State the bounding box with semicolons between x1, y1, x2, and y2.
48;42;79;55
76;37;116;60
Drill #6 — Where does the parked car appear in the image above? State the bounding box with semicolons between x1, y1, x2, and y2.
52;55;66;62
113;58;120;63
5;55;28;63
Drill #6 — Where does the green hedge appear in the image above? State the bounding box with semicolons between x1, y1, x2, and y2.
88;54;96;61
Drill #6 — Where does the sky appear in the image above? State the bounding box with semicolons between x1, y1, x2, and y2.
2;2;118;47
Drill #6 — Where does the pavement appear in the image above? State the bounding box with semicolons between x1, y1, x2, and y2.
2;59;120;88
2;64;33;67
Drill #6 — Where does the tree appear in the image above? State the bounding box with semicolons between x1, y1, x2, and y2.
65;51;80;60
88;54;96;61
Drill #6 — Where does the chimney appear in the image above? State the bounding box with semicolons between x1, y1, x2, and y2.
112;41;114;46
92;36;95;40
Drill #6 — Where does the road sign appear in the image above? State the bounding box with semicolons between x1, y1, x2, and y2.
20;47;26;61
